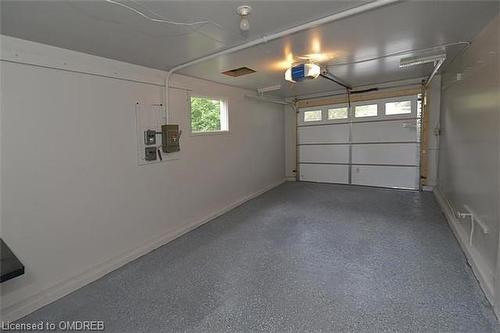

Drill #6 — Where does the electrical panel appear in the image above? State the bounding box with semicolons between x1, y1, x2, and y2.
162;124;181;153
135;103;181;165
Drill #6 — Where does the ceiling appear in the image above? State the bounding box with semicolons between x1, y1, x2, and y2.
1;0;499;97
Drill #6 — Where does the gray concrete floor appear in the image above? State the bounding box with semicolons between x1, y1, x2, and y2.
17;182;499;332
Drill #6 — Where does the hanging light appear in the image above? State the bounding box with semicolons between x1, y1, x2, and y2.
237;5;252;32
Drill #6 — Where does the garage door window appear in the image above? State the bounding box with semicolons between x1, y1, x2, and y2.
385;101;411;115
354;104;377;118
304;110;322;122
328;107;348;120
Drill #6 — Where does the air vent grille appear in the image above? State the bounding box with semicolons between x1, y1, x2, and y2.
222;67;256;77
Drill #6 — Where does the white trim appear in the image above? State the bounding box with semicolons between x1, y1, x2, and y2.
434;187;495;304
189;130;230;137
1;179;286;322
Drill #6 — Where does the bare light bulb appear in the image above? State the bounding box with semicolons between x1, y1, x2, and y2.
240;16;250;31
237;5;251;32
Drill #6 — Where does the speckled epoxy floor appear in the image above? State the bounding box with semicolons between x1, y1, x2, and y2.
16;182;499;332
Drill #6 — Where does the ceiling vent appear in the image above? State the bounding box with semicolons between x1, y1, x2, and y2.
222;67;256;77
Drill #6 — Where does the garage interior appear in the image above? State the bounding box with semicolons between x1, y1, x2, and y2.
0;0;499;332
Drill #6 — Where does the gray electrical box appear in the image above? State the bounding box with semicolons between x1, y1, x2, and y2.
145;147;157;161
161;124;181;153
144;130;156;145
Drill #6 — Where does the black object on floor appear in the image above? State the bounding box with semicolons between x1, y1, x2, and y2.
1;238;25;283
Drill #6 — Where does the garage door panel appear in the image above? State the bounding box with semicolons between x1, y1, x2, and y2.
352;143;418;165
298;124;349;144
351;165;418;189
299;145;349;163
351;119;418;143
298;97;419;189
299;164;349;184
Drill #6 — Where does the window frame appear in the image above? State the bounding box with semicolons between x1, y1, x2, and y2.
353;103;378;118
189;94;230;136
297;95;418;125
384;99;413;116
350;95;417;122
303;109;323;123
327;106;349;121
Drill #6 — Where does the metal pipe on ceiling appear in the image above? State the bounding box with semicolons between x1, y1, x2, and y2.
162;0;401;121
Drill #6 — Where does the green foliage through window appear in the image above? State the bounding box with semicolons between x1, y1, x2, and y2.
191;97;223;132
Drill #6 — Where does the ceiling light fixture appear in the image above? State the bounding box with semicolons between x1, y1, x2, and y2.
399;53;446;68
237;5;252;32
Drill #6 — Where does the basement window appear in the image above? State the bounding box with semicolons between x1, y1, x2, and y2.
304;110;322;122
385;100;412;115
190;96;228;134
328;107;348;120
354;104;377;118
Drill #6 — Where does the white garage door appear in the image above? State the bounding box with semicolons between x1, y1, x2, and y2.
297;95;420;190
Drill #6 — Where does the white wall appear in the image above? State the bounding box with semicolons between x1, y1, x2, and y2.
435;15;499;308
0;36;285;321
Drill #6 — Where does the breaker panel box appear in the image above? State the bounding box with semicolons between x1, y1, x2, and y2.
162;124;181;153
135;103;181;165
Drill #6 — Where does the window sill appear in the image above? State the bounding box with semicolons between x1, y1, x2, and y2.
190;130;230;137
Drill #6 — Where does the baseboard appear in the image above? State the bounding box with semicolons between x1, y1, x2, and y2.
434;187;495;304
2;178;286;322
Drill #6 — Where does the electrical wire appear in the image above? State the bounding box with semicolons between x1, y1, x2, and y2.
102;0;228;44
66;1;221;41
105;0;222;28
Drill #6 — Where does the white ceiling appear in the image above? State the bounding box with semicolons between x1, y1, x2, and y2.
1;0;499;97
0;0;367;69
